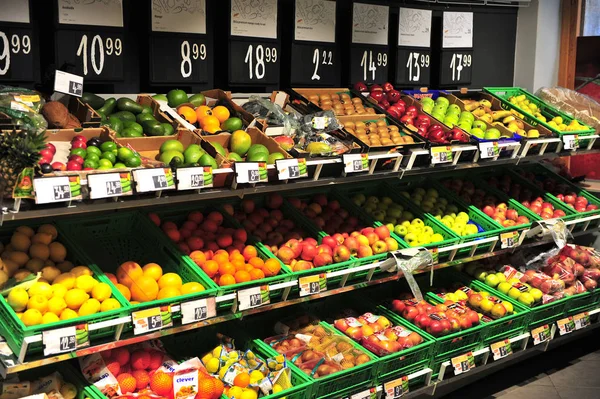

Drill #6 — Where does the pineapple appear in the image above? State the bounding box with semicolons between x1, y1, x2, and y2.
0;128;47;198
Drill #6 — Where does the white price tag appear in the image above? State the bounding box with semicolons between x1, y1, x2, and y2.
276;158;307;180
42;325;89;356
531;324;551;345
490;339;512;360
180;297;216;325
573;312;590;330
234;162;267;184
33;176;72;204
562;135;579;150
430;146;453;164
343;153;368;173
479;142;499;159
451;352;474;375
237;286;269;311
176;167;213;191
133;168;175;192
384;376;409;398
88;173;123;199
299;274;326;297
557;317;575;335
132;307;172;335
54;70;83;97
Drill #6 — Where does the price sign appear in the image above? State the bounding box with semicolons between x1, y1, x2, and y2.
180;297;216;325
430;146;453;164
299;274;326;297
42;324;88;356
350;46;389;85
0;26;34;82
290;43;338;86
557;316;575;335
176;167;213;191
562;135;579;150
396;8;431;87
531;324;551;345
343;153;368;173
573;312;590;330
56;30;124;81
490;339;512;360
230;41;280;85
440;51;473;86
132;306;172;335
88;172;132;199
234;162;268;184
53;70;83;97
150;35;209;84
349;388;377;399
383;376;409;398
33;176;79;204
276;158;307;180
500;231;519;249
237;286;270;311
133;168;175;193
451;352;475;375
396;48;431;87
479;142;499;159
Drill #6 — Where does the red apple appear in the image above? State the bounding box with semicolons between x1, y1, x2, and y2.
51;162;66;171
285;239;303;258
333;245;351;262
68;154;84;164
313;253;333;267
344;237;360;255
354;82;368;92
45;143;56;154
66;160;82;171
332;233;345;245
371;240;388;254
321;235;337;249
374;225;391;240
71;140;87;149
357;245;373;258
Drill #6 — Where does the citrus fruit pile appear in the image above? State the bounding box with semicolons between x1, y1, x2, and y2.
110;262;203;304
0;224;121;325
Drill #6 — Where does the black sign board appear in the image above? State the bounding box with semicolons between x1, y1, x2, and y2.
229;40;280;85
290;42;338;86
0;26;34;82
150;34;209;84
396;48;431;87
349;45;389;85
439;50;473;86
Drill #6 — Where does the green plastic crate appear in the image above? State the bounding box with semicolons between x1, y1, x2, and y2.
484;87;595;136
9;361;89;399
57;211;218;316
0;221;130;357
564;291;598;316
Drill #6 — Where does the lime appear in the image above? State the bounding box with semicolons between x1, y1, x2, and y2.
247;144;269;159
100;142;117;153
101;152;117;164
98;159;113;168
160;150;184;166
188;93;206;107
183;144;205;164
97;165;112;170
221;117;243;132
268;152;285;164
211;142;227;157
161;123;175;136
86;146;102;157
141;106;153;114
83;159;98;169
117;147;135;162
70;148;87;158
125;156;141;167
160;139;185;154
199;154;218;169
114;162;126;168
152;94;168;102
167;89;188;108
226;153;243;162
86;153;100;163
137;113;156;124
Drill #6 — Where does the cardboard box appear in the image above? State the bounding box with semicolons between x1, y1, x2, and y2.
292;88;379;116
337;114;425;151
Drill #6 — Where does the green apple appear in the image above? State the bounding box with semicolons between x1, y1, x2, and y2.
384;217;397;225
381;196;393;205
473;268;488;281
402;211;414;220
366;196;379;205
484;128;501;140
447;104;461;115
518;292;534;307
352;194;366;205
446;204;459;214
460;111;475;122
497;282;512;294
444;114;459;125
394;225;408;236
507;287;522;300
423;104;433;114
471;128;485;139
485;274;500;287
435;97;450;108
495;273;507;283
421;97;435;107
387;207;402;218
458;122;472;133
431;233;444;242
385;223;395;232
411;218;424;226
404;232;418;242
472;120;487;131
423;226;434;235
372;210;386;221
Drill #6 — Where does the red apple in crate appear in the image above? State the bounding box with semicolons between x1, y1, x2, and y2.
71;140;87;150
66;160;82;171
354;82;368;92
370;91;384;103
52;162;66;171
382;82;394;92
333;245;351;262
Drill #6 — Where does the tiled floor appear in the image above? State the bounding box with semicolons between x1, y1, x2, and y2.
442;334;600;398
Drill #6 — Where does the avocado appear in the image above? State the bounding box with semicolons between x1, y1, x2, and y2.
211;142;227;157
107;116;123;134
116;98;144;114
81;92;105;110
183;144;205;164
123;121;143;134
142;120;166;136
247;144;269;158
137;112;157;124
96;97;116;116
121;128;144;137
161;123;175;136
141;105;153;114
198;153;218;169
111;111;136;122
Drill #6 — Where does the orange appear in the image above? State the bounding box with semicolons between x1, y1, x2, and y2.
130;276;159;302
117;373;136;394
202;124;221;134
218;262;235;276
230;253;245;263
212;252;229;265
197;377;215;398
229;248;241;256
199;116;220;129
248;257;264;269
157;286;181;299
195;105;212;120
202;260;219;278
211;106;230;123
218;274;236;286
263;259;281;277
149;371;173;396
158;273;183;289
232;259;246;270
249;268;265;280
213;378;224;396
234;270;251;283
242;246;258;261
177;105;197;124
116;261;143;288
190;250;206;266
142;263;163;281
115;284;131;301
233;372;250;388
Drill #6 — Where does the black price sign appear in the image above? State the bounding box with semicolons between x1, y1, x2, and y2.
249;293;262;307
148;315;162;330
59;335;76;352
105;181;122;195
190;174;204;188
150;35;209;84
230;40;280;85
350;45;388;85
288;165;300;178
440;50;473;86
290;43;338;86
194;306;207;320
53;185;71;201
248;169;260;182
56;30;124;81
152;175;168;189
396;48;431;86
0;26;34;81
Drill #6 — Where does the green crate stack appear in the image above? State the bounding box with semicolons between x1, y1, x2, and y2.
8;361;89;399
141;204;292;310
0;221;130;357
484;87;595;136
386;179;503;254
57;211;218;317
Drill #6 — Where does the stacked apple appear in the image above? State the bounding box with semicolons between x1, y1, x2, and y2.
517;171;598;213
441;179;530;228
351;193;444;247
390;297;480;337
486;174;566;219
291;194;399;258
354;81;402;111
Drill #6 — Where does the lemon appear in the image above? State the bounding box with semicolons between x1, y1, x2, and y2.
181;282;205;294
240;390;257;399
64;289;89;310
228;387;243;398
100;298;121;312
249;370;264;384
201;352;213;365
7;287;29;312
205;357;220;373
29;282;53;299
60;308;78;320
27;295;48;313
51;284;67;298
273;384;283;393
21;309;42;326
92;283;112;302
54;273;76;289
48;296;67;315
75;275;97;293
42;312;60;324
78;298;100;316
212;346;223;357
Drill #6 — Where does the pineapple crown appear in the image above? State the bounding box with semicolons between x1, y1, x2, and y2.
0;128;47;168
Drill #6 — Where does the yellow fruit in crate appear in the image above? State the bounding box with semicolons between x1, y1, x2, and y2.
213;346;223;357
29;282;53;299
75;275;97;293
273;384;283;393
48;297;67;315
51;284;67;298
239;390;257;399
42;312;60;324
27;295;48;313
60;383;77;399
158;273;182;289
71;266;92;277
181;282;204;294
205;357;220;373
38;224;58;240
7;287;29;312
78;298;101;316
249;370;264;384
64;289;89;310
142;263;163;281
228;387;243;398
100;298;121;312
92;283;112;302
60;309;78;320
157;287;181;299
22;309;42;326
201;352;213;364
54;273;76;289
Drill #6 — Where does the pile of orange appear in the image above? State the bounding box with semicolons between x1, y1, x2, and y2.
177;104;230;134
189;246;281;286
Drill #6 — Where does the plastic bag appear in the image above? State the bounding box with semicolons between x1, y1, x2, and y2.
0;86;47;133
536;86;600;131
294;110;354;156
242;95;299;135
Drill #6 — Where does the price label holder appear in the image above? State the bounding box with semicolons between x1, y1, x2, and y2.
176;167;213;191
396;8;432;87
451;352;475;375
531;324;551;345
349;388;377;399
87;172;132;199
133;168;175;193
180;297;217;325
42;324;89;356
237;286;270;311
343;153;369;174
132;306;172;335
33;175;82;204
479;141;499;159
562;135;579;151
54;70;83;97
383;376;409;398
573;312;590;330
299;274;326;297
233;162;268;186
490;339;512;361
500;231;519;249
430;146;453;164
276;158;308;181
0;18;36;82
557;316;575;335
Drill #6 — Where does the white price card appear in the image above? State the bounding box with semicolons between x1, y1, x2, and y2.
54;70;83;97
88;172;132;199
442;12;473;48
299;274;326;297
132;306;172;335
231;0;278;39
295;0;336;43
500;231;519;249
479;142;499;159
234;162;267;184
180;297;217;325
557;316;575;335
33;176;74;204
562;135;579;150
343;153;368;173
1;0;30;23
430;146;453;164
384;376;409;398
237;286;269;311
58;0;124;27
573;312;590;330
490;339;512;361
451;352;475;375
176;167;213;191
133;168;175;192
151;0;206;34
398;8;432;48
352;3;389;45
350;388;377;399
42;324;89;356
276;158;307;180
531;324;551;345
